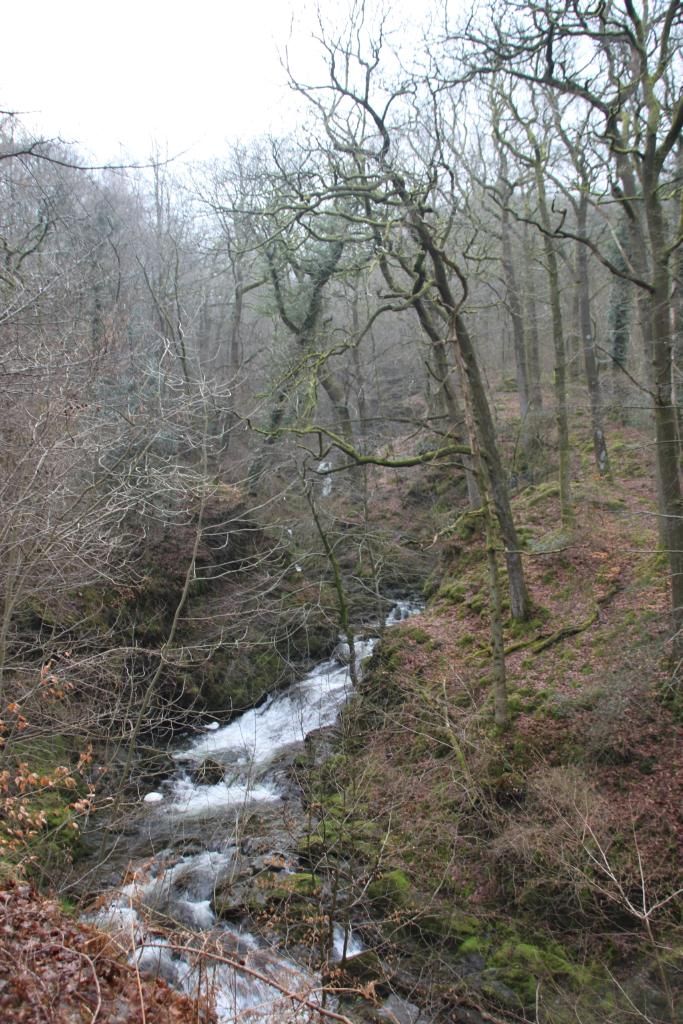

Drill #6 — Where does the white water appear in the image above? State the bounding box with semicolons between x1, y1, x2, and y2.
95;598;422;1023
165;636;378;816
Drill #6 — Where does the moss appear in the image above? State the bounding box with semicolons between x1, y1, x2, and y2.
451;507;487;541
413;909;480;942
339;950;386;983
256;871;321;904
466;593;487;615
296;833;326;861
456;633;476;649
0;735;86;879
367;870;413;908
508;606;550;638
435;580;467;605
506;694;523;717
284;872;321;897
303;791;382;862
459;935;488;955
515;524;534;544
401;625;432;645
486;939;592;1007
522;481;560;508
59;896;78;916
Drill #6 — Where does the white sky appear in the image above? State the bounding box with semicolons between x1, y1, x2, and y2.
1;0;322;163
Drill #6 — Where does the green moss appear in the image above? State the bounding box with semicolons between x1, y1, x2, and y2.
285;872;321;896
367;870;413;908
414;909;480;942
508;607;550;638
451;507;487;541
256;871;321;904
435;580;467;605
401;625;432;645
506;694;523;717
522;481;560;508
59;896;78;916
459;935;488;955
466;593;487;615
487;939;591;1006
302;791;382;862
456;633;476;649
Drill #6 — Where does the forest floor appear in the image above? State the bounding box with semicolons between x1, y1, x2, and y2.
301;415;682;1022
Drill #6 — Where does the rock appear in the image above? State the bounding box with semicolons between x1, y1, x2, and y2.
367;870;413;908
193;757;225;784
213;879;256;918
304;726;338;764
249;852;292;874
338;950;388;986
333;641;352;665
142;791;164;804
376;994;422;1024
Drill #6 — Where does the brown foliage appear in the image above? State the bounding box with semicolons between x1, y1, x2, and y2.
0;883;213;1024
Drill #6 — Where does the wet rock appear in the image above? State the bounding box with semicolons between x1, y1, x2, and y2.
193;757;225;784
249;851;292;874
143;791;164;804
304;726;339;764
333;641;352;665
338;950;388;985
375;994;423;1024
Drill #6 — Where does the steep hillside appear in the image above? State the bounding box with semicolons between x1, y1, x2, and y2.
290;425;682;1023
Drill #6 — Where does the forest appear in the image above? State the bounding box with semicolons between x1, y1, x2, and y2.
0;1;681;1022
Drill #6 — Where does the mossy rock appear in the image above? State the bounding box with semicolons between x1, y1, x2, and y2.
296;833;326;862
484;940;590;1008
311;814;381;860
340;950;387;984
522;481;561;508
412;909;480;944
255;871;322;904
287;871;321;896
367;870;413;908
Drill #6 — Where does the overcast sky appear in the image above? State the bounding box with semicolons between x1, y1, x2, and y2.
2;0;322;163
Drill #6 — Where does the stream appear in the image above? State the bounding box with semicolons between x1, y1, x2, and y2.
90;598;424;1024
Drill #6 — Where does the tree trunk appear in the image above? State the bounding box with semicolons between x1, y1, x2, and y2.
453;323;509;726
229;261;244;374
646;195;683;667
607;234;633;424
498;159;530;422
452;312;532;621
350;293;370;440
535;157;572;527
430;333;482;509
522;219;543;415
577;196;610;477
